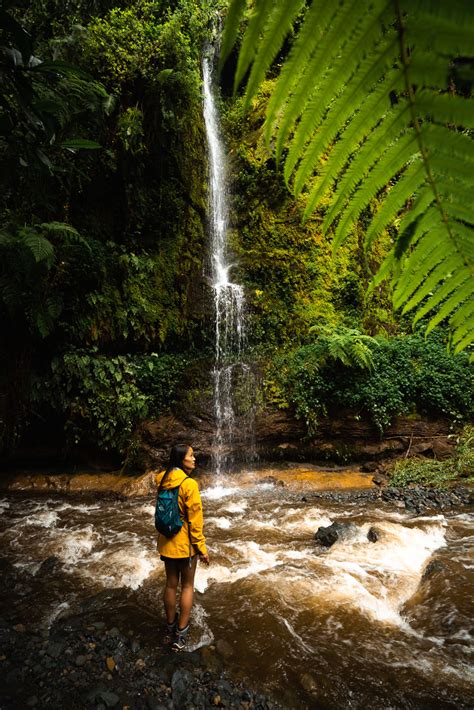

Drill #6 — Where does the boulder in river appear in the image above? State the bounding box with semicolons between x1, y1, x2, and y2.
367;527;379;543
314;522;356;547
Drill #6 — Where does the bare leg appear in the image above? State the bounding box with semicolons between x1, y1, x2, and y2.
177;557;198;630
163;559;180;624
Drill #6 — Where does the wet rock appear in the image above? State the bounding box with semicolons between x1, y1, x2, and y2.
191;688;207;706
215;638;233;659
38;556;61;575
372;472;389;486
98;691;120;708
171;668;194;706
367;527;379;543
361;461;379;473
300;672;318;694
46;641;65;658
75;654;87;666
146;696;167;710
314;522;355;547
421;559;446;583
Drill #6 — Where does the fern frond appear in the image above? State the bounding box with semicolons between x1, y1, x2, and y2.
264;0;336;144
364;159;426;248
408;50;453;88
416;90;474;129
40;221;80;236
302;71;404;213
322;107;413;232
437;180;473;207
22;231;54;265
219;0;247;71
443;201;474;227
244;0;304;108
406;11;474;56
425;280;474;333
454;331;474;354
403;261;468;316
282;6;396;179
397;187;435;235
233;0;276;93
332;132;420;248
398;251;462;313
291;33;400;195
224;0;474;353
273;0;368;161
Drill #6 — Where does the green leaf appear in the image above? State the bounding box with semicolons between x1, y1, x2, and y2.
60;139;101;150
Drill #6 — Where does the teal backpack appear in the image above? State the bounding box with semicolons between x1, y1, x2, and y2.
154;470;189;538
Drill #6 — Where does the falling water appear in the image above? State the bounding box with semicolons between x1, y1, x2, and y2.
202;46;255;475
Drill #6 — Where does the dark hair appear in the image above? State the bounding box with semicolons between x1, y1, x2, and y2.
166;444;191;475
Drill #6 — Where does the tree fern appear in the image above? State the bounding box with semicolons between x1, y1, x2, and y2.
308;326;377;371
222;0;474;355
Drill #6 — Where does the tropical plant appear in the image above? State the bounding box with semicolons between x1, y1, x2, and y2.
308;325;377;370
0;4;108;169
0;221;91;338
265;333;473;433
221;0;474;355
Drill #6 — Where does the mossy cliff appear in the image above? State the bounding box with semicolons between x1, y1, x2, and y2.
0;2;472;469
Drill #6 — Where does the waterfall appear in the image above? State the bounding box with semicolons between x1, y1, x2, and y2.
202;47;255;475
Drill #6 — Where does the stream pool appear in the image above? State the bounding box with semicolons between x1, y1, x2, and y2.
0;470;473;708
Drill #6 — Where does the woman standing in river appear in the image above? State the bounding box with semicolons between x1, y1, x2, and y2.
155;444;209;652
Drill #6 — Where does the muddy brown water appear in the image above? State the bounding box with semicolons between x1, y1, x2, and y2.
0;468;472;708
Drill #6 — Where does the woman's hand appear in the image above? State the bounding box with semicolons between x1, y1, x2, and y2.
199;553;210;566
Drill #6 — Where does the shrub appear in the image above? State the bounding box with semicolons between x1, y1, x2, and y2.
31;350;189;452
266;333;473;434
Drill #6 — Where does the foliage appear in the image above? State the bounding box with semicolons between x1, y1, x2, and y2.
0;5;108;169
389;426;474;487
82;1;205;98
117;105;145;155
307;326;377;370
0;222;91;339
222;0;474;354
0;1;212;458
31;350;189;452
223;83;398;347
265;332;473;434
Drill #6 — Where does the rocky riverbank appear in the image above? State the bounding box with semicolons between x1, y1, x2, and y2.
0;556;279;710
300;483;473;512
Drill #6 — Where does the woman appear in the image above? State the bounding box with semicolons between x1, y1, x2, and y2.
155;444;209;652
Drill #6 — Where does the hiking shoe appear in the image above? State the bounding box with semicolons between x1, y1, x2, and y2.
171;624;189;652
164;615;178;645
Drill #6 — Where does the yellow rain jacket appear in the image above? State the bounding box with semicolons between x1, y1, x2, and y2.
155;468;207;558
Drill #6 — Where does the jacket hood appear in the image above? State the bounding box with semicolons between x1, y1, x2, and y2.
156;467;189;489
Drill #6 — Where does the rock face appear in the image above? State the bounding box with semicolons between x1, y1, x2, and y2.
1;403;459;474
131;409;457;472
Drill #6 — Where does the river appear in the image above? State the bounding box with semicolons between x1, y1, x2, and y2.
0;469;472;708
